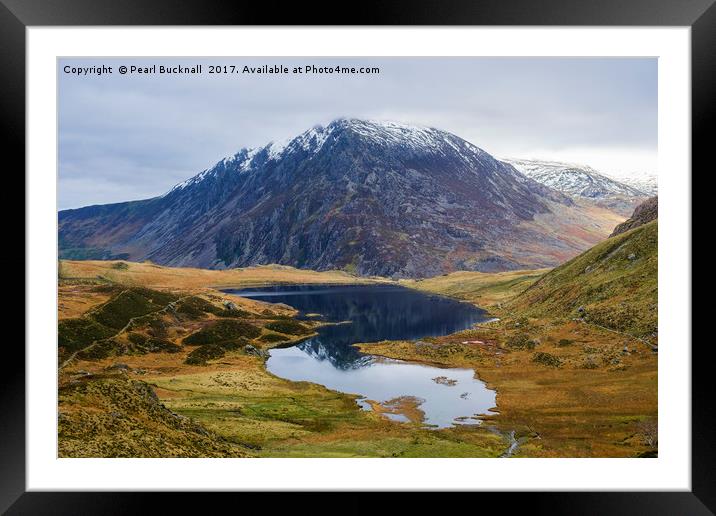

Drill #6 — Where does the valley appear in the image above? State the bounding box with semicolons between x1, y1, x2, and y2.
58;211;657;458
58;265;507;458
59;119;631;278
55;119;658;459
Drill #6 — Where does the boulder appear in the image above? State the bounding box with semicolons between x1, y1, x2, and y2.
105;363;130;371
244;344;268;358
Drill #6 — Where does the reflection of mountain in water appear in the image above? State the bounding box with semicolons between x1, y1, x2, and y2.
226;284;489;370
297;338;373;370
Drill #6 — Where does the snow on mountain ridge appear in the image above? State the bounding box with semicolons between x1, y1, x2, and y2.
501;158;648;199
603;172;658;196
336;119;491;166
168;118;491;194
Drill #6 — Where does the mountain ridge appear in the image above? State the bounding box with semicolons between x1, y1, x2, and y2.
501;157;652;216
59;119;623;278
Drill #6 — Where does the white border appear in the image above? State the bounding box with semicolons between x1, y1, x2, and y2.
27;27;691;491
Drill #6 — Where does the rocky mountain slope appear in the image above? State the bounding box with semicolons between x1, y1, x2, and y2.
610;196;658;237
501;158;651;216
59;373;251;457
59;119;623;278
608;173;658;196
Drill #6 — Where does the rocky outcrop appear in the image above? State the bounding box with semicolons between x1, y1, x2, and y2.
58;374;250;457
610;196;658;237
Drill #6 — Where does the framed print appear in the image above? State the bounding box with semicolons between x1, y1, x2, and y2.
2;0;711;512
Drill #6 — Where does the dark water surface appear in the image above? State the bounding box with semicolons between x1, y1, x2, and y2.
224;284;497;428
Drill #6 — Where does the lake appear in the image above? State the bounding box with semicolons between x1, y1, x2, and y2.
224;284;497;428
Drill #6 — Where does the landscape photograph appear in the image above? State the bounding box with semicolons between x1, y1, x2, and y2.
57;57;658;458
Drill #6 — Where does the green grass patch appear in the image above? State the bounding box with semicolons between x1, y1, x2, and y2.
532;351;562;368
218;308;252;318
184;338;249;365
90;288;177;330
141;338;181;354
76;338;121;360
125;332;180;354
258;333;288;343
176;296;251;319
260;433;505;458
175;296;218;318
264;320;312;336
58;318;115;352
185;344;227;365
183;320;261;346
506;333;537;350
127;332;147;346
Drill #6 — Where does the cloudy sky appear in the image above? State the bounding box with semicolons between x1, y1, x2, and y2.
59;57;657;210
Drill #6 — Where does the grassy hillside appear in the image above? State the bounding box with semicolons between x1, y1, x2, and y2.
508;220;657;340
59;373;252;457
57;230;657;457
59;260;384;290
360;221;658;457
400;269;549;308
58;283;313;366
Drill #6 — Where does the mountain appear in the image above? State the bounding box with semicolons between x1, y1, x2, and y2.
607;173;658;196
509;218;657;341
501;158;649;216
59;119;623;278
610;196;658;237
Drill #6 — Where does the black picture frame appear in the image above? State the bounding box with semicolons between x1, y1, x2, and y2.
2;0;708;513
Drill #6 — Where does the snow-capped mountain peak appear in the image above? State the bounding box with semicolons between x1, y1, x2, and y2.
64;118;617;278
168;118;495;194
335;118;488;158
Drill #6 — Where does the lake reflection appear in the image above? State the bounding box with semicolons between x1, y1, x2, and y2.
224;284;497;428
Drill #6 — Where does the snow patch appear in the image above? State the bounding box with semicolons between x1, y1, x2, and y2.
335;118;488;166
501;157;648;198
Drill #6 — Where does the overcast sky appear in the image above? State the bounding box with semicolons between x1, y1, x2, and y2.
59;57;657;210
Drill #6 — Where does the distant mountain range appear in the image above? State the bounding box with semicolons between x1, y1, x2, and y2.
59;119;625;278
501;158;655;215
606;172;658;196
